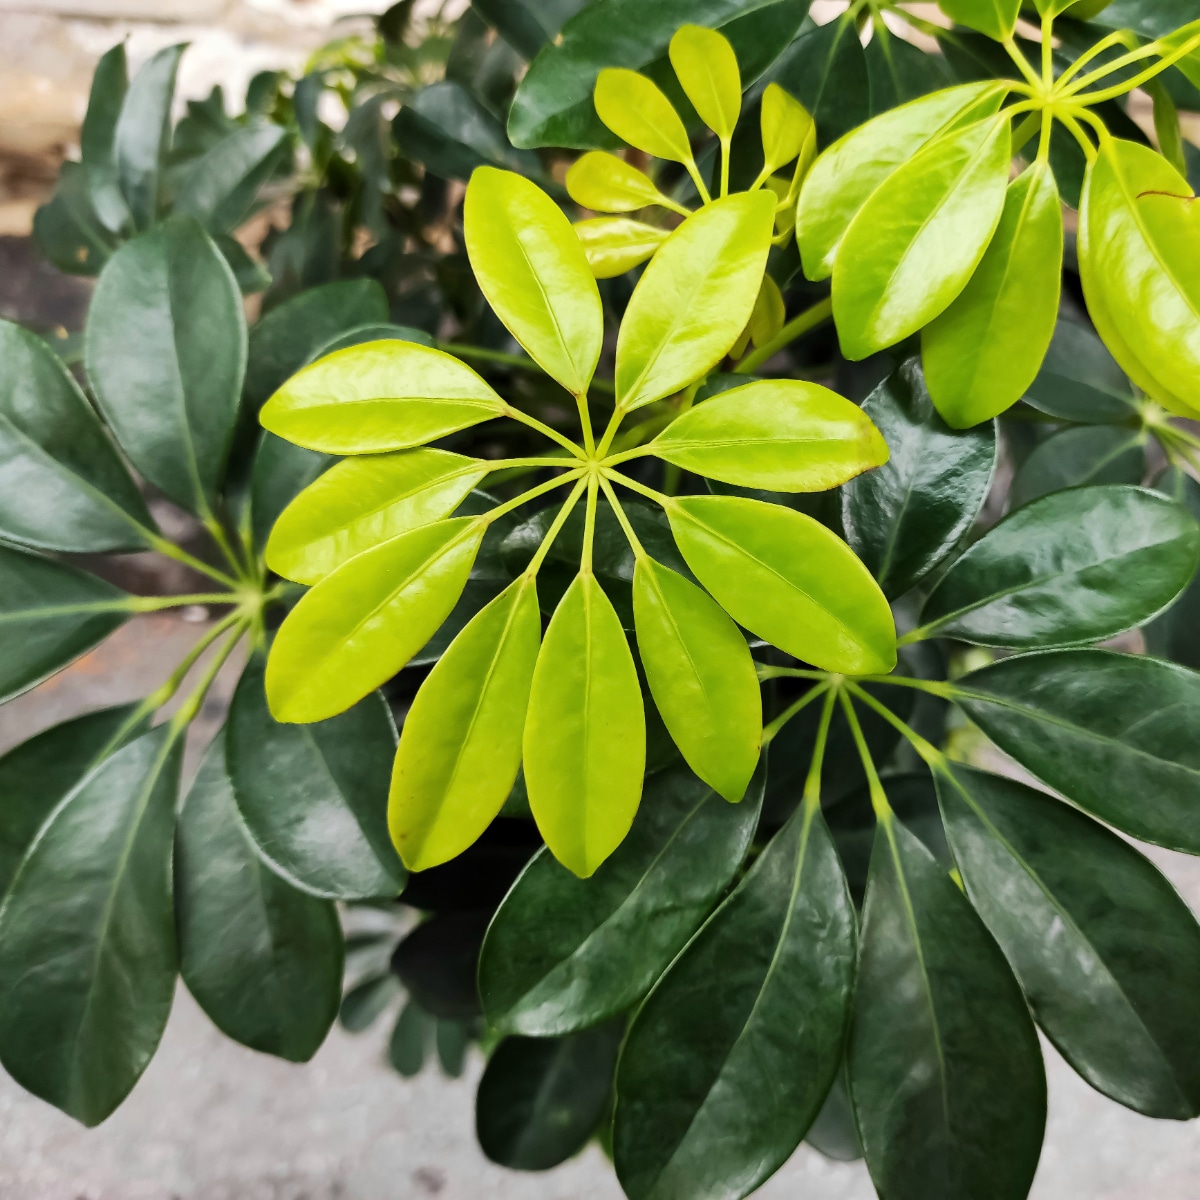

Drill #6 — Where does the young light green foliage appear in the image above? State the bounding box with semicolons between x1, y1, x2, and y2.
594;69;696;168
669;24;741;141
262;165;894;876
574;218;668;279
566;152;683;214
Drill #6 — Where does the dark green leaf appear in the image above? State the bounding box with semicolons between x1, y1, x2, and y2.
0;320;153;552
227;655;405;900
850;815;1045;1200
1010;426;1145;508
0;726;180;1126
175;120;288;233
1145;467;1200;668
866;27;948;111
86;215;246;516
805;1065;863;1162
842;358;997;600
80;43;132;237
389;1001;433;1076
177;733;343;1062
340;973;401;1032
31;161;118;277
918;485;1200;647
249;433;332;555
955;649;1200;853
437;1019;472;1077
1087;0;1197;38
937;762;1200;1119
214;234;272;294
1022;317;1138;423
0;544;130;704
312;322;435;359
392;911;490;1019
472;0;590;59
773;15;871;145
613;800;855;1200
114;43;185;229
477;1026;622;1170
479;762;764;1036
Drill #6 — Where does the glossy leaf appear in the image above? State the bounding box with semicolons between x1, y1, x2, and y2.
266;448;488;584
0;544;131;704
31;161;118;277
389;576;541;871
177;733;342;1062
0;726;181;1126
1022;317;1138;424
650;378;888;491
666;494;896;675
393;910;490;1019
633;558;760;801
1010;426;1146;508
464;167;602;396
798;82;1004;281
834;115;1011;360
615;192;775;412
523;572;645;877
937;762;1200;1119
228;655;405;899
260;341;506;455
80;43;131;236
614;800;856;1200
1145;467;1200;669
566;151;680;213
114;44;184;229
842;359;996;600
850;815;1046;1200
86;215;246;515
574;217;668;278
0;321;152;552
0;705;139;895
472;0;590;59
1080;139;1200;415
938;0;1021;37
477;1026;622;1170
919;486;1199;648
760;81;814;176
669;25;741;140
865;26;949;111
594;68;695;163
956;649;1200;852
480;761;763;1035
266;517;485;723
923;162;1062;427
174;120;287;233
771;15;869;146
248;433;331;555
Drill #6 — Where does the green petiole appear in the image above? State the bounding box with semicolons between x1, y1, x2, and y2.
523;476;589;578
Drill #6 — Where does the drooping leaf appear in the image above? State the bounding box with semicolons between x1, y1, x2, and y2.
633;558;761;802
0;544;131;704
266;517;485;722
176;733;343;1062
389;576;541;871
523;571;646;877
1010;426;1146;508
228;655;406;898
477;1026;623;1170
464;167;602;397
174;120;288;233
0;321;152;552
574;218;669;278
86;215;246;516
923;162;1062;427
955;649;1200;852
1022;317;1138;424
666;494;896;675
650;378;888;491
841;359;996;600
114;44;184;229
479;761;763;1035
260;341;507;455
614;800;856;1200
266;448;489;584
566;151;682;213
669;24;741;140
0;726;181;1126
936;762;1200;1119
615;192;775;412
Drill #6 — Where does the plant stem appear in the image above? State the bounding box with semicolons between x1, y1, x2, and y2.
204;515;251;582
1054;28;1136;90
599;476;647;557
1002;35;1043;92
170;622;248;732
481;468;586;525
147;534;240;590
720;135;731;199
839;688;892;818
1059;111;1098;162
756;664;828;682
575;392;596;456
1041;11;1054;90
1066;31;1200;105
503;405;589;459
733;297;834;375
523;477;588;577
603;467;672;507
801;688;839;806
439;343;617;396
857;673;957;700
846;681;946;769
130;592;238;612
581;474;600;573
761;680;831;746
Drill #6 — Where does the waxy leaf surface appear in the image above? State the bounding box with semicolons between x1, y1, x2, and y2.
574;218;668;278
669;24;741;140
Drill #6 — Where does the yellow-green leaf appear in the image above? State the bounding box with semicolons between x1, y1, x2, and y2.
760;82;813;177
665;495;896;675
651;379;888;491
389;576;541;871
798;82;1005;282
565;151;682;214
523;572;646;877
633;557;759;802
463;167;602;396
938;0;1020;39
594;69;694;165
260;340;506;454
833;115;1011;360
923;161;1063;428
266;517;484;723
748;274;785;348
265;448;489;584
574;218;668;279
615;191;775;413
668;24;741;141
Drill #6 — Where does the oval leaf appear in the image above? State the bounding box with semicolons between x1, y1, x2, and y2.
669;24;741;140
177;733;343;1061
174;119;287;233
574;217;668;278
650;378;888;491
1023;317;1138;424
615;192;775;412
566;151;680;213
666;494;896;675
917;486;1200;648
389;576;541;871
937;0;1021;38
523;571;646;877
463;167;602;396
260;340;506;455
760;81;814;176
1010;425;1146;509
229;655;405;899
594;68;694;163
114;44;183;229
